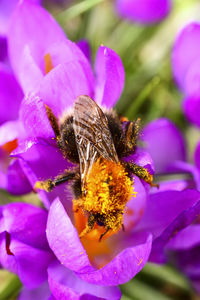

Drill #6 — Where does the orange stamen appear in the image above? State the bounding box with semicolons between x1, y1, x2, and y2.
2;139;18;154
73;203;112;267
44;53;53;74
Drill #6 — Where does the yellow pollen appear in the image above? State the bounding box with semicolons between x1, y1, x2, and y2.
74;158;135;233
84;159;134;215
44;53;53;74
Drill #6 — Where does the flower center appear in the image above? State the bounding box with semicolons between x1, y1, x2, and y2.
73;159;136;266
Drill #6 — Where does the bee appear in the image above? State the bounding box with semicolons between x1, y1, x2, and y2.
35;95;156;240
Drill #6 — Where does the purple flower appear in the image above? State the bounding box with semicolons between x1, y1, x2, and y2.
172;22;200;127
141;117;200;291
0;0;41;36
115;0;172;24
141;118;186;174
0;34;31;194
0;202;121;299
0;202;53;288
5;0;200;295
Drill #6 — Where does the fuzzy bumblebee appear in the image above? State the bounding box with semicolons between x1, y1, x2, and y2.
35;95;156;240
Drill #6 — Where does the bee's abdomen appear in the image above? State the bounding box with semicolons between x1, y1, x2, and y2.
83;158;135;214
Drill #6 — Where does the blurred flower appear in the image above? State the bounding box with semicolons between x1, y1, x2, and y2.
141;118;200;291
167;225;200;293
115;0;172;24
0;0;41;36
172;22;200;127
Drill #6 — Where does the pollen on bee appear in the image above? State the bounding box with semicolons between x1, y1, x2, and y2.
82;158;135;231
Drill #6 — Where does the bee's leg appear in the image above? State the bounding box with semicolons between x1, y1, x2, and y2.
45;104;60;138
79;214;95;239
34;171;76;192
122;224;125;232
125;162;159;188
99;227;110;242
124;118;141;152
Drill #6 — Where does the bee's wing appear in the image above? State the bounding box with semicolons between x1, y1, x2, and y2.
73;95;119;187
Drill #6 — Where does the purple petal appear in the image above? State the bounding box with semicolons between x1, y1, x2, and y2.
8;0;66;80
0;232;17;274
184;58;200;96
48;260;121;300
172;245;200;281
46;40;93;73
12;141;74;209
166;160;200;191
76;39;91;63
142;118;186;173
136;189;200;238
0;0;18;35
150;197;200;263
123;147;155;174
47;199;152;285
94;45;125;109
0;64;23;124
0;233;53;288
44;40;94;93
78;234;152;285
150;179;193;193
183;95;200;128
39;61;94;117
194;142;200;170
46;198;93;273
116;0;171;24
172;22;200;91
0;0;41;36
0;36;8;62
123;175;147;229
167;225;200;250
18;282;51;300
6;159;32;195
0;120;24;146
0;202;49;250
11;240;53;288
19;94;55;140
16;45;44;94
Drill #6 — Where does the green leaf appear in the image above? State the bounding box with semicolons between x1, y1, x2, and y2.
57;0;105;22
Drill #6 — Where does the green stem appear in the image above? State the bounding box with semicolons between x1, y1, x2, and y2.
0;275;22;300
57;0;105;22
125;76;160;119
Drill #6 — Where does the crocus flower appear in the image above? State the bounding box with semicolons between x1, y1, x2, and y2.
141;117;200;292
5;2;200;294
0;202;121;300
172;22;200;127
0;36;32;194
115;0;172;24
0;202;54;288
0;0;41;36
141;117;200;191
0;5;35;195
